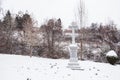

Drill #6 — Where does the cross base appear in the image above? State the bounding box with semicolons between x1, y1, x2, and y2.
67;62;83;70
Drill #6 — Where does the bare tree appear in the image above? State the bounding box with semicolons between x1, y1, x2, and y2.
0;10;15;54
14;12;36;56
76;0;86;60
0;0;2;10
0;0;4;17
22;13;35;57
40;18;63;58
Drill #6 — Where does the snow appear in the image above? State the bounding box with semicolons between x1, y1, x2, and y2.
117;42;120;46
91;48;102;54
106;50;118;57
0;54;120;80
69;44;78;47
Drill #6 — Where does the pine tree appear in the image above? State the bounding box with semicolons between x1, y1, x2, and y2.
2;10;14;54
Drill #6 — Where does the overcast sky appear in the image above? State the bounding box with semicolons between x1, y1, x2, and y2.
1;0;120;29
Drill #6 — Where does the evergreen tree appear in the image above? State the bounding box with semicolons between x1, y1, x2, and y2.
2;10;14;54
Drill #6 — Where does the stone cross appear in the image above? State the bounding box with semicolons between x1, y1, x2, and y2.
69;22;78;43
68;22;84;70
67;22;82;70
68;23;78;62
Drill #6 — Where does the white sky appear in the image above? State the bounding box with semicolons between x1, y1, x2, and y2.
1;0;120;29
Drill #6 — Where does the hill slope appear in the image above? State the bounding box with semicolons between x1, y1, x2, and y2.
0;54;120;80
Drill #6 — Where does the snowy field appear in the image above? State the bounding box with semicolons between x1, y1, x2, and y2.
0;54;120;80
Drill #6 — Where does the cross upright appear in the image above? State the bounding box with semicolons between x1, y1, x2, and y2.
69;22;78;44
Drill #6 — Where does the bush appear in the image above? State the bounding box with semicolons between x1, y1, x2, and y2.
106;56;118;65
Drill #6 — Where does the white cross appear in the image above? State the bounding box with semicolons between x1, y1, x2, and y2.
69;24;78;44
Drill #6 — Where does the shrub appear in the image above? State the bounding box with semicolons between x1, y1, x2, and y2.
106;56;118;65
106;50;118;65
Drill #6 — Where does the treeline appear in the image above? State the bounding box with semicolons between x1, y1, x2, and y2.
0;10;35;55
79;23;120;62
0;10;120;61
0;10;68;59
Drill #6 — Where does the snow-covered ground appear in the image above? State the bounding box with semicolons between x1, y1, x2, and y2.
0;54;120;80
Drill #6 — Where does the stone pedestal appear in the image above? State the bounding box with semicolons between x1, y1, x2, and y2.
69;44;78;62
67;44;81;70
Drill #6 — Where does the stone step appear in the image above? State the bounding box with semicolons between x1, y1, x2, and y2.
67;62;84;70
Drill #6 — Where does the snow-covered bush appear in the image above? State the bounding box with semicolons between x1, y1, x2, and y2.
106;50;118;65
